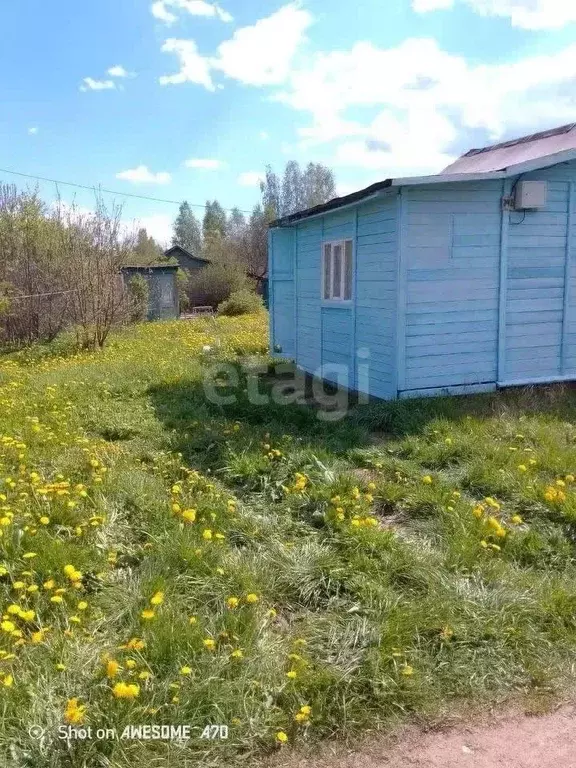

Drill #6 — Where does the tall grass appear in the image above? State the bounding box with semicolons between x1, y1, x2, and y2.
1;315;576;767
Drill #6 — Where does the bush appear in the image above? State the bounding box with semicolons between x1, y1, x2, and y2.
191;261;248;308
217;288;263;316
127;274;149;322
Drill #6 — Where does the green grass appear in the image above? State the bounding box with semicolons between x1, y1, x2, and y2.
2;313;576;767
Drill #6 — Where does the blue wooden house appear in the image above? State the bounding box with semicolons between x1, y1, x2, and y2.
269;124;576;399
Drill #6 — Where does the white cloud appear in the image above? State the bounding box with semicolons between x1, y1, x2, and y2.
152;0;232;25
131;214;174;246
28;127;38;135
185;158;225;169
413;0;576;29
214;3;312;86
159;3;312;89
237;171;263;187
80;77;116;92
274;37;576;177
107;65;134;78
259;130;269;140
159;39;215;89
116;165;172;185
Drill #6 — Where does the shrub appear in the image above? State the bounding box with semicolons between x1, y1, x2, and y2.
127;274;149;322
191;261;247;308
217;288;263;316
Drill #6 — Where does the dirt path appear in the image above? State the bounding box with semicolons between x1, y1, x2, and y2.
269;705;576;768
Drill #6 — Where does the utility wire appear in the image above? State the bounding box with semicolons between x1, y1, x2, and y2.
0;167;254;214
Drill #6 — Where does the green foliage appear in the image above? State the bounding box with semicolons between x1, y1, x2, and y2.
176;268;190;313
261;160;337;218
131;228;164;265
172;201;202;255
127;274;150;322
5;317;576;766
217;288;263;316
193;260;248;307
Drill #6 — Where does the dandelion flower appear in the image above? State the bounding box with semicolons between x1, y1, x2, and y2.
276;731;288;743
65;698;87;724
141;609;155;620
180;665;192;675
245;593;259;604
106;659;121;678
286;670;297;679
150;591;164;606
112;682;140;699
203;638;215;651
226;597;239;609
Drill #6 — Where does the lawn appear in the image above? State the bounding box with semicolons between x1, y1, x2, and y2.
2;312;576;767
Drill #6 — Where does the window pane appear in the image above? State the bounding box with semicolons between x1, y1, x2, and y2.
332;244;342;298
323;244;332;300
344;240;353;300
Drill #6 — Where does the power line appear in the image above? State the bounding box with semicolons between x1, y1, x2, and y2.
0;167;254;214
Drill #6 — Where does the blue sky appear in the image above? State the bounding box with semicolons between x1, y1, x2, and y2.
1;0;575;244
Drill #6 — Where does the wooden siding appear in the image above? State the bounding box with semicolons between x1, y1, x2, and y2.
355;195;398;399
503;161;576;382
290;196;398;396
401;181;502;393
271;157;576;402
269;228;296;358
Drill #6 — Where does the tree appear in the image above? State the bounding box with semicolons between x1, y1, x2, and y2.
203;200;227;241
259;161;337;218
227;207;246;240
202;200;228;261
302;162;337;209
260;165;281;219
172;201;202;255
133;228;163;265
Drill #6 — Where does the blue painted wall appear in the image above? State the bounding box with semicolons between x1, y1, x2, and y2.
400;180;502;394
356;194;398;399
270;193;398;395
503;162;576;383
270;158;576;400
269;227;295;357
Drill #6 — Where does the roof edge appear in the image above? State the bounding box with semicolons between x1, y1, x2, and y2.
269;147;576;228
269;179;393;228
164;245;211;263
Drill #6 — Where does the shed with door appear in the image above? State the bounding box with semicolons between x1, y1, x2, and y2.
121;264;179;321
269;124;576;399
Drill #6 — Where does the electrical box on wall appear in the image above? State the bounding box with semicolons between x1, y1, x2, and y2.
514;180;548;210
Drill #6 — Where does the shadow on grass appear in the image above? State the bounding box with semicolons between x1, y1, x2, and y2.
148;364;370;473
351;381;576;436
149;361;576;474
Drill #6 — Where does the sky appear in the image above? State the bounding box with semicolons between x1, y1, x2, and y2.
1;0;576;245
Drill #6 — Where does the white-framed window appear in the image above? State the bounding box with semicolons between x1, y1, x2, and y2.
322;239;353;302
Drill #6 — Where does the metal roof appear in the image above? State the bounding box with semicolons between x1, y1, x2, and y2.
442;123;576;174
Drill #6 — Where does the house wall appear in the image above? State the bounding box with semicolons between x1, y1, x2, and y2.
270;193;399;397
503;161;576;383
399;180;503;396
272;158;576;401
355;195;398;399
